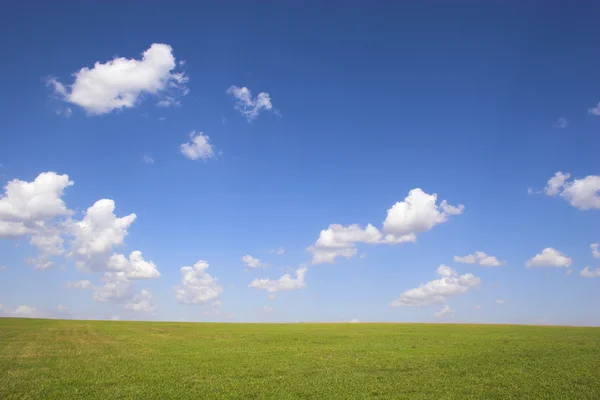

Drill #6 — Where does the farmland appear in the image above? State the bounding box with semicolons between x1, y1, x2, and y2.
1;318;599;399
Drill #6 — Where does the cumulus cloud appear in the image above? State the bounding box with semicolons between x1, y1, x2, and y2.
525;248;572;268
308;189;463;264
307;223;414;264
588;102;600;116
93;272;133;302
125;289;156;312
66;280;93;289
543;172;600;210
69;199;136;271
180;131;215;161
269;247;285;255
592;243;600;259
383;189;464;237
434;305;455;318
390;265;480;307
47;43;188;115
454;251;505;267
174;260;223;304
580;266;600;278
242;255;265;268
107;251;160;279
227;86;273;121
249;267;307;293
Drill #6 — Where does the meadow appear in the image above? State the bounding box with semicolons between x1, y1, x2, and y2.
1;318;599;399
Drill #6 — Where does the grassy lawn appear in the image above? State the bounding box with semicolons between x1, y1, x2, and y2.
1;318;599;399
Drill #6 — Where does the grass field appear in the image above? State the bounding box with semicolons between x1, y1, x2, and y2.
1;319;599;399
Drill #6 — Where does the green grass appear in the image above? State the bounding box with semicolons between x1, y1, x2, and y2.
1;319;599;399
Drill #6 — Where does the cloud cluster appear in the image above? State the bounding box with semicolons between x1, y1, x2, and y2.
454;251;505;267
544;172;600;210
308;189;464;264
0;171;160;312
525;248;572;268
249;267;307;292
47;43;188;115
390;265;480;307
227;86;273;121
174;260;223;304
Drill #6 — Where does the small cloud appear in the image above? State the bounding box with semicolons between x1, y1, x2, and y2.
109;315;120;321
226;85;274;121
565;269;573;276
580;266;600;278
269;247;285;255
142;155;155;164
56;305;69;312
527;187;541;195
554;117;568;129
268;294;276;301
473;305;482;310
0;265;7;271
525;248;572;268
158;117;166;121
434;305;456;318
360;252;367;259
242;255;265;268
263;305;273;313
221;116;227;124
591;243;600;259
588;102;600;116
496;299;504;304
350;318;360;323
180;131;216;161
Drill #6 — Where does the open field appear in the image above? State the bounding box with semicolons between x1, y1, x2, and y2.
1;319;599;399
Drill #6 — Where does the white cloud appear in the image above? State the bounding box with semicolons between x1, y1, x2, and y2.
525;248;572;268
544;171;571;196
93;272;133;302
434;305;455;318
383;189;464;237
473;305;482;310
107;251;160;279
0;172;73;236
308;189;463;264
269;247;285;255
10;305;40;318
390;265;480;307
350;318;360;323
142;155;154;165
241;255;265;268
555;118;568;128
56;305;69;313
48;43;188;115
227;86;273;121
69;199;136;271
588;102;600;116
496;299;505;304
262;305;273;313
109;315;120;321
249;266;307;293
307;223;415;264
174;260;223;304
66;280;93;289
268;294;276;300
180;131;215;161
360;252;367;259
125;289;156;312
454;251;505;267
543;172;600;210
565;269;573;276
592;243;600;259
580;266;600;278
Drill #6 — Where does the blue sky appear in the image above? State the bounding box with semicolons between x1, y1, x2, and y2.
0;2;599;325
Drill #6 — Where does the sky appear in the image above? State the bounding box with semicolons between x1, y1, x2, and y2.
0;1;599;325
